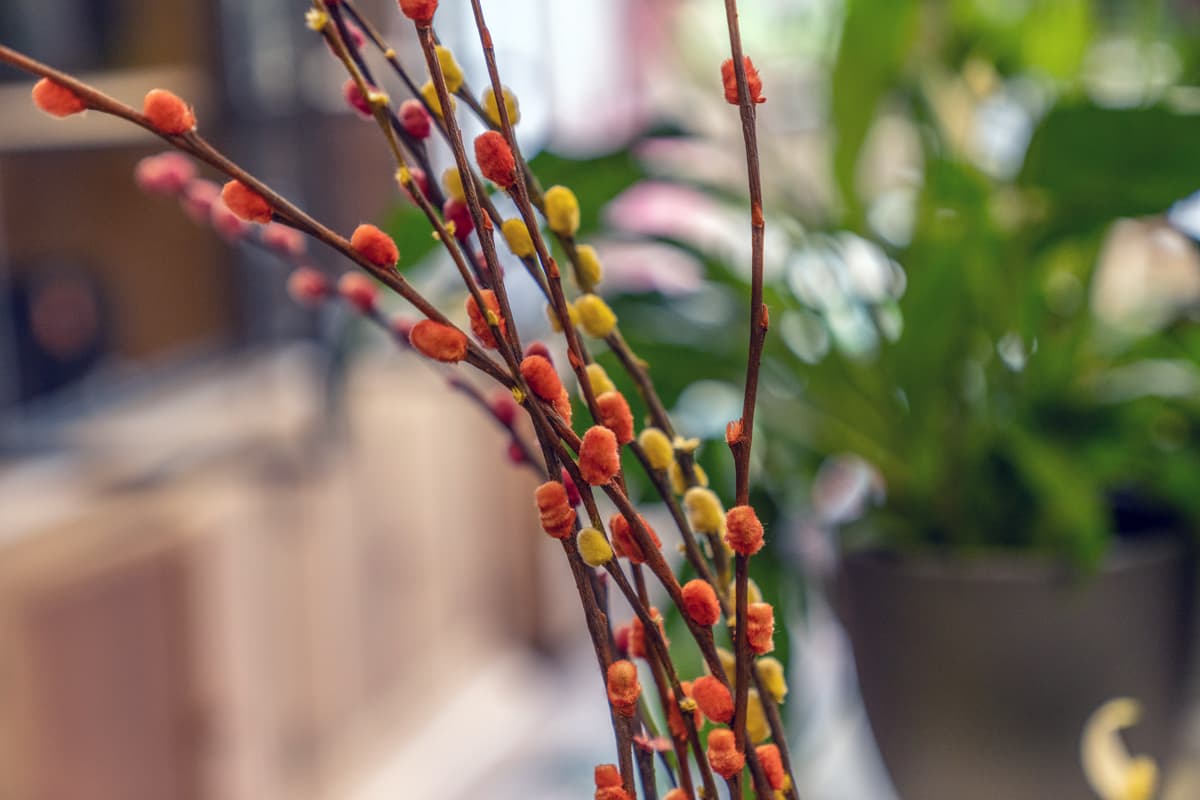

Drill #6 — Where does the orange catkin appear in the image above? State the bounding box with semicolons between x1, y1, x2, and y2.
221;180;272;223
720;56;765;105
725;504;765;556
747;602;775;654
143;89;196;134
553;388;573;426
465;289;506;348
707;728;745;779
663;790;689;800
398;0;437;25
667;681;700;740
692;675;733;724
606;660;641;717
595;789;632;800
520;354;562;401
535;481;576;540
596;391;634;445
579;425;620;485
681;579;722;627
594;764;621;788
350;223;399;268
32;78;86;117
756;744;786;791
628;608;667;659
474;131;517;189
408;320;468;363
609;513;661;564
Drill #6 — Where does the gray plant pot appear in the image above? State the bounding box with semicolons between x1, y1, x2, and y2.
836;538;1195;800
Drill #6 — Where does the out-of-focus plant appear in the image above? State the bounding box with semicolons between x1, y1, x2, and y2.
601;0;1200;568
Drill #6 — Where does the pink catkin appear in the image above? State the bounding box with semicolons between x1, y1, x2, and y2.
350;224;399;268
32;78;87;117
747;602;775;654
142;89;196;134
210;198;250;241
287;267;329;307
474;131;517;189
409;320;468;363
134;152;195;196
596;391;634;445
609;513;661;564
399;99;431;139
506;440;525;464
720;56;765;105
681;579;722;627
262;223;306;258
465;289;506;349
535;481;576;539
337;272;378;314
182;180;220;224
490;389;518;427
692;675;733;724
578;426;620;485
221;180;272;224
343;79;374;118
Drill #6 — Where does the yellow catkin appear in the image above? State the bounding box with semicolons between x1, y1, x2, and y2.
546;302;580;332
578;528;613;566
575;244;603;291
725;578;764;626
586;363;615;396
684;487;725;535
420;81;455;117
756;657;788;704
747;690;771;744
716;646;737;685
575;294;617;338
441;167;466;202
435;45;464;93
483;85;521;127
545;185;580;236
501;218;535;258
638;428;674;471
669;461;709;495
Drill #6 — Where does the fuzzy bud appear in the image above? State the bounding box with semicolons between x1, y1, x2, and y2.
390;315;416;341
474;131;517;189
343;79;374;118
692;675;733;724
400;166;430;206
143;89;196;135
134;152;195;196
501;218;535;258
520;354;563;401
725;505;765;556
596;391;634;445
747;602;775;655
210;198;250;241
535;481;576;539
578;528;613;567
490;389;518;427
399;99;432;138
482;85;521;127
681;579;722;627
574;243;604;291
575;294;617;338
182;180;220;224
637;428;673;471
262;223;307;258
434;45;464;92
721;55;766;105
506;440;525;464
544;185;580;236
350;223;400;268
398;0;437;26
441;167;466;202
442;197;474;241
609;513;662;564
669;462;709;495
684;487;725;535
560;467;582;507
606;660;641;717
524;341;552;362
553;388;574;426
546;301;579;333
706;729;744;779
465;289;506;349
595;764;622;789
419;80;454;117
667;681;700;740
596;788;633;800
32;78;86;117
409;320;468;363
756;657;788;704
286;267;329;307
629;607;666;659
747;689;770;744
663;791;689;800
337;272;378;314
221;180;272;224
579;425;620;485
586;363;616;396
756;744;786;791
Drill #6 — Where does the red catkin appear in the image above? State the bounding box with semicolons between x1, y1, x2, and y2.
398;0;438;25
535;481;576;539
720;55;766;105
681;579;722;627
490;389;518;427
725;504;765;556
520;355;562;401
399;99;431;139
692;675;733;724
579;425;620;485
756;744;786;791
350;223;399;268
287;267;329;307
343;78;373;118
221;180;272;224
32;78;86;117
143;89;196;134
613;623;631;657
609;513;662;564
409;320;468;363
465;289;506;349
474;131;517;189
747;602;775;654
506;440;525;464
402;167;430;206
524;341;552;362
707;728;745;779
560;467;582;507
337;272;378;314
606;660;641;717
596;391;634;445
442;197;474;241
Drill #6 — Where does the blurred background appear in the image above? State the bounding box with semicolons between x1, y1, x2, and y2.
3;1;1200;798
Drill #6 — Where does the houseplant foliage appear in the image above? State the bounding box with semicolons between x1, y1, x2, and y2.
2;1;809;797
